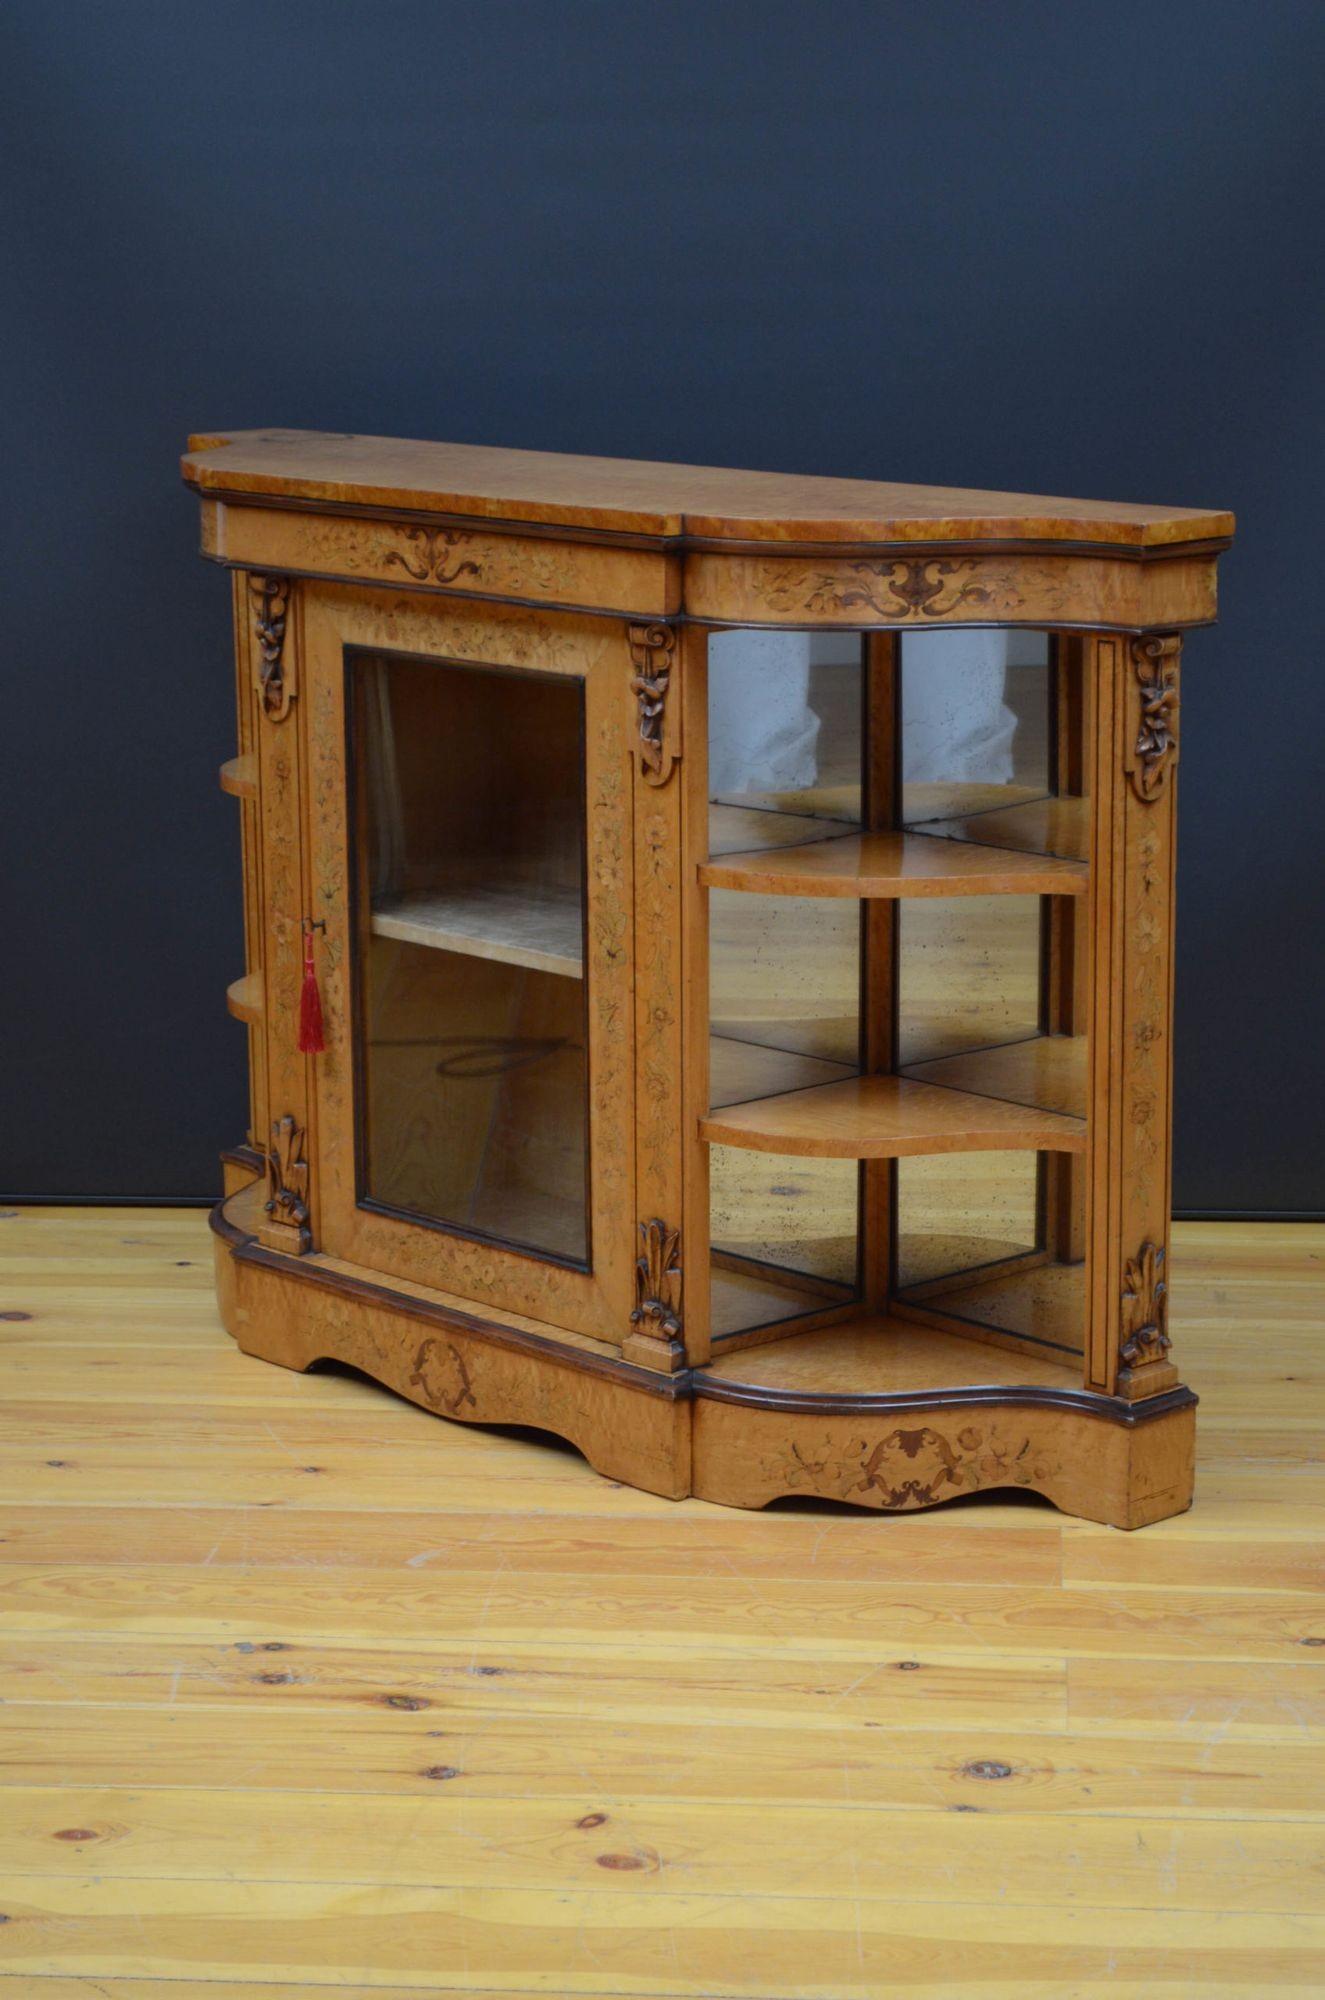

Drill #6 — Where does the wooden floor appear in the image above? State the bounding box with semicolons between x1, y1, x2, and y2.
0;1210;1322;1996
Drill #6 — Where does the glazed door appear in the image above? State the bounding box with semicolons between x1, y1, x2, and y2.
303;583;635;1342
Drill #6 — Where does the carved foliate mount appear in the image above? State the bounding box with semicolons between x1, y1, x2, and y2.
1119;1238;1174;1395
625;1218;684;1369
261;1113;312;1254
1127;635;1180;802
250;573;294;721
628;622;679;786
632;1218;682;1336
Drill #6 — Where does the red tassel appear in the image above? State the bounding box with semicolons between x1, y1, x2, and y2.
298;921;326;1054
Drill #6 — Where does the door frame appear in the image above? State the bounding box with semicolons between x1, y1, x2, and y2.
301;581;636;1345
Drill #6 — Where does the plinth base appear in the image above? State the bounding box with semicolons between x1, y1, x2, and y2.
212;1189;1195;1531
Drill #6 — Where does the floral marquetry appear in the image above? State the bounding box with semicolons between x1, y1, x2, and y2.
774;1423;1060;1509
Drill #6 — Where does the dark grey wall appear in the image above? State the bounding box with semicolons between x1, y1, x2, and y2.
3;0;1322;1211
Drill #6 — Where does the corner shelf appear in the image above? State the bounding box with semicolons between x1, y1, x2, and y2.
225;972;263;1024
700;829;1086;899
219;754;257;799
369;885;583;979
699;1072;1086;1159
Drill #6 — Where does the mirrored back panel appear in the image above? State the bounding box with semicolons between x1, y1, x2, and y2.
894;1151;1041;1292
709;628;866;829
900;627;1088;862
897;894;1043;1068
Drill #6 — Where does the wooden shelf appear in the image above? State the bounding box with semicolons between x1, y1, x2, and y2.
701;1313;1081;1397
899;1033;1087;1119
906;793;1089;865
225;973;263;1024
219;754;257;800
701;830;1086;899
700;1073;1086;1159
370;885;583;979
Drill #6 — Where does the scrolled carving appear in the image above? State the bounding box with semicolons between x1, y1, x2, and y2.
264;1114;310;1248
630;1218;682;1340
250;574;293;721
628;622;678;786
1128;634;1180;801
1120;1239;1171;1372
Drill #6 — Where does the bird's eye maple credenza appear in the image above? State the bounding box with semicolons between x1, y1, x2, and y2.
184;430;1232;1529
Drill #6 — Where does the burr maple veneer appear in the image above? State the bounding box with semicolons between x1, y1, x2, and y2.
185;429;1232;1528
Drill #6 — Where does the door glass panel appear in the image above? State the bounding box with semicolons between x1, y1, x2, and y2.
350;648;590;1267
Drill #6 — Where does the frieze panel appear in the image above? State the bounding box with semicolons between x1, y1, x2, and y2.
215;506;675;619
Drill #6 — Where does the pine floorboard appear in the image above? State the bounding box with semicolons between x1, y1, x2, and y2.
0;1207;1321;1995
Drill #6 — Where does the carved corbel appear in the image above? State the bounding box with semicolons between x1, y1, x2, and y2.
623;1217;685;1370
1127;635;1180;801
628;622;679;786
1118;1238;1176;1398
250;574;294;721
259;1113;312;1254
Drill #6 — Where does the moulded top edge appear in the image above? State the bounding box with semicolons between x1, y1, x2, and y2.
181;430;1234;551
